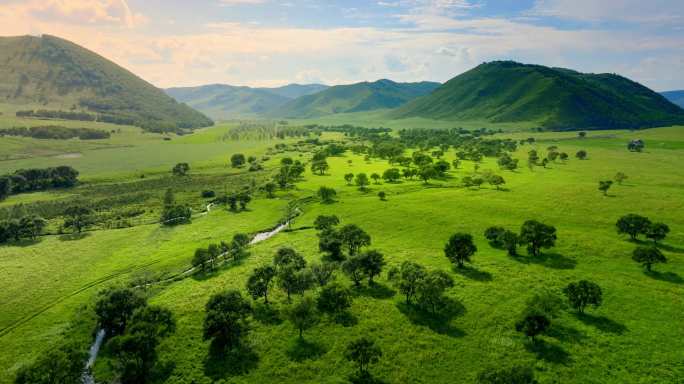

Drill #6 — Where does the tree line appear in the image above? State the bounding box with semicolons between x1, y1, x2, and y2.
0;125;111;140
0;166;79;200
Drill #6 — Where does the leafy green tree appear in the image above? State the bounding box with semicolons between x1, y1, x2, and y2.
314;215;339;231
419;165;438;184
632;246;667;272
344;173;354;185
339;224;371;255
433;160;451;176
172;162;190;176
95;287;147;336
0;177;11;201
477;365;537;384
357;250;386;284
563;280;602;314
281;157;293;166
203;290;252;351
311;159;329;175
576;150;588;160
616;214;651;241
378;191;387;201
646;222;670;244
403;168;417;180
615;172;628;185
500;230;520;256
559;152;569;161
14;344;87;384
599;180;613;196
18;215;46;240
392;261;426;305
319;229;344;261
231;153;246;168
310;262;337;286
444;233;477;268
317;186;337;204
417;270;454;314
192;248;210;272
527;150;539;169
230;233;251;261
382;168;401;183
264;182;277;198
316;283;352;314
274;247;307;270
345;337;382;377
161;205;192;226
371;173;381;184
515;314;550;343
484;226;506;248
342;255;365;287
497;153;519;171
246;266;277;304
519;220;556;257
237;192;251;210
355;173;370;190
488;174;506;190
286;296;320;339
63;205;94;233
452;159;461;169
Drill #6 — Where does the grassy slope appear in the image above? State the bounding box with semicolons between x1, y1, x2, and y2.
393;61;684;130
0;35;212;130
1;122;683;383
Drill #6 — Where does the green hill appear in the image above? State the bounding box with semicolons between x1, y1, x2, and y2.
661;90;684;109
270;79;441;119
165;83;328;120
392;61;684;130
0;35;213;132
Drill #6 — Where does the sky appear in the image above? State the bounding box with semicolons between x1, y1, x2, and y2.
0;0;682;91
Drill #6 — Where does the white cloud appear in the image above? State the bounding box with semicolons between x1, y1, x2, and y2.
530;0;684;24
0;0;147;28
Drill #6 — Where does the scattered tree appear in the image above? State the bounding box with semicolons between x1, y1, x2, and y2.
314;215;340;231
339;224;371;255
317;186;337;204
231;153;246;168
172;162;190;176
599;180;613;196
616;214;651;241
95;287;146;336
371;173;381;184
563;280;602;314
203;290;252;351
311;159;329;175
342;255;365;287
286;296;319;339
632;246;666;272
382;168;401;183
246;266;277;304
519;220;556;257
444;233;477;268
345;337;382;377
14;344;87;384
576;150;588;160
615;172;628;185
63;205;94;233
417;270;454;314
310;262;337;286
344;173;354;185
317;282;352;314
515;313;550;343
264;182;277;198
355;173;370;190
646;222;670;244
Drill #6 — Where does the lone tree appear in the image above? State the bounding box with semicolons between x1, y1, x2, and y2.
311;159;329;175
63;205;94;233
378;191;387;201
576;150;588;160
339;224;371;255
316;282;352;315
444;233;477;268
95;288;146;336
371;173;381;184
646;222;670;244
355;173;370;190
563;280;602;314
358;250;386;284
172;162;190;176
314;215;340;231
231;153;246;168
632;246;667;272
264;182;277;198
345;337;382;378
286;296;320;339
515;313;550;343
391;261;426;305
344;173;354;185
615;172;628;185
616;214;651;241
519;220;556;257
598;180;613;196
417;270;454;314
382;168;401;183
317;186;337;204
246;266;277;304
488;174;506;190
203;290;252;351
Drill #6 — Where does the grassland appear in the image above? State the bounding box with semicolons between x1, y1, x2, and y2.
0;117;682;383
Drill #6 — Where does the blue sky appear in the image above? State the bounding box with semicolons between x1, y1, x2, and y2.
0;0;682;90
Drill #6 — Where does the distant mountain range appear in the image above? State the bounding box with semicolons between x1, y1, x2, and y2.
0;35;213;132
165;84;328;120
661;90;684;109
393;61;684;130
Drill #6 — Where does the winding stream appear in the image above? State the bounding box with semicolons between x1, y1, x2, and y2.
81;219;289;382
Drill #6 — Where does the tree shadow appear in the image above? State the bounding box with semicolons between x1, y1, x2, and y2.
203;342;259;380
349;371;387;384
3;238;42;247
546;323;586;343
515;252;577;270
396;297;466;338
332;311;358;327
354;283;396;299
286;338;327;362
58;232;90;241
576;313;628;335
524;339;572;365
656;243;684;254
453;266;493;282
253;302;283;325
645;270;684;285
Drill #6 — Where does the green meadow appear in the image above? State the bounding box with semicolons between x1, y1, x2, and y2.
0;114;682;383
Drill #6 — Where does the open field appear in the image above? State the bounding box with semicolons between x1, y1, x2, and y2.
1;119;683;383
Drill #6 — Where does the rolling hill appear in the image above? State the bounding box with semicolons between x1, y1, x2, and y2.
661;90;684;109
392;61;684;130
165;83;328;120
0;35;213;132
269;79;441;119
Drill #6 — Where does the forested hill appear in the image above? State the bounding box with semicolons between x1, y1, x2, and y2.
269;79;441;119
661;90;684;109
0;35;213;132
392;61;684;130
165;83;328;120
